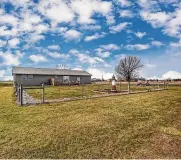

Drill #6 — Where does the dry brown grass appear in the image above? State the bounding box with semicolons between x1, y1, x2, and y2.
0;84;181;158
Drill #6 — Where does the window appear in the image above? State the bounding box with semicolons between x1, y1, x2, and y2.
21;75;27;80
28;75;33;80
63;76;69;83
63;76;69;81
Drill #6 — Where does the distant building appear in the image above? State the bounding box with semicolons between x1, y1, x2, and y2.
12;67;92;86
91;78;102;82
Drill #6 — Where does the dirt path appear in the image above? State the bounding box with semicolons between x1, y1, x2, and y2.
22;91;40;105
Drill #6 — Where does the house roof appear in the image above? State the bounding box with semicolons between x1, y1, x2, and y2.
12;67;92;76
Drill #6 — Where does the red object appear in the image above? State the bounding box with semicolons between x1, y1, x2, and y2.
112;85;116;91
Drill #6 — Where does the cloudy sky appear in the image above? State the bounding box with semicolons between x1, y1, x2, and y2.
0;0;181;80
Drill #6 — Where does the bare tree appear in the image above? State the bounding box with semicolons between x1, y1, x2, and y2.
115;56;143;93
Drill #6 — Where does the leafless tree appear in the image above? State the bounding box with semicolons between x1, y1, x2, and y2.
115;56;143;93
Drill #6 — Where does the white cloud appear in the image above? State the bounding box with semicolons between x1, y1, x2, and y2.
137;0;154;9
34;24;49;34
0;70;5;77
110;22;130;33
63;29;81;41
0;67;13;81
0;40;6;48
70;0;113;24
96;49;111;58
73;67;83;71
0;26;18;37
0;14;18;27
119;10;134;18
115;54;127;60
135;32;146;38
95;44;120;58
145;63;157;69
6;0;31;6
80;25;101;30
55;27;68;33
162;71;181;79
163;8;181;37
18;17;49;33
140;11;170;28
170;39;181;48
48;45;61;51
27;33;45;44
106;15;115;25
29;54;48;63
151;41;164;47
100;44;120;50
84;32;106;42
138;1;181;38
87;68;113;79
116;0;132;7
0;51;23;66
3;76;13;81
0;8;4;14
8;38;20;48
69;49;79;54
23;12;41;24
47;52;70;59
70;49;105;64
125;44;150;50
37;0;74;27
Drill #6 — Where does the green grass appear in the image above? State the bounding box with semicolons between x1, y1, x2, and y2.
27;83;163;100
0;81;13;86
0;84;181;158
28;84;111;99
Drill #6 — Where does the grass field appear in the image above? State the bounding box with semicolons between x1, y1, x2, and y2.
27;83;163;100
0;81;13;86
0;83;181;158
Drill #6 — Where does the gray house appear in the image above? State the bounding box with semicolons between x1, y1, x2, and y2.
12;67;92;86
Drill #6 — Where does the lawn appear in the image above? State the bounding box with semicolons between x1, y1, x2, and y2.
27;83;163;100
0;83;181;158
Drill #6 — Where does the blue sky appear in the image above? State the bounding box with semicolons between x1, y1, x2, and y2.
0;0;181;80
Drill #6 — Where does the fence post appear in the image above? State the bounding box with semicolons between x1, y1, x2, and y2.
18;83;20;102
14;81;17;95
42;83;45;103
82;83;84;98
20;84;23;106
164;81;166;90
120;81;122;92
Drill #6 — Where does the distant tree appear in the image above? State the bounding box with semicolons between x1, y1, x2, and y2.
115;56;143;93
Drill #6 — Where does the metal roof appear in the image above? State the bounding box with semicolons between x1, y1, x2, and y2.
12;67;92;76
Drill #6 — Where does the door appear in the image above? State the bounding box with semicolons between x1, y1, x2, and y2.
77;77;81;84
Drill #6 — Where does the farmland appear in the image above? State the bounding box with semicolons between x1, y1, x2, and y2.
0;82;181;158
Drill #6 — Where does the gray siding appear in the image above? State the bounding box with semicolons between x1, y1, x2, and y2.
80;76;91;84
14;74;91;86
